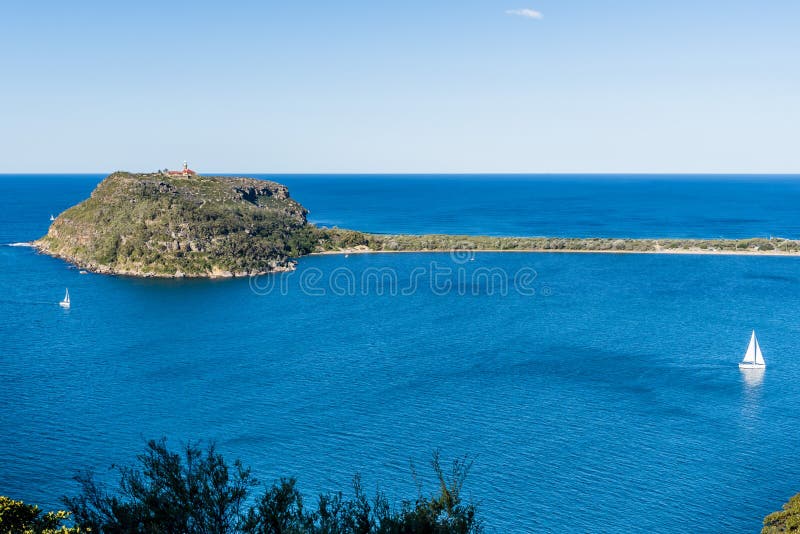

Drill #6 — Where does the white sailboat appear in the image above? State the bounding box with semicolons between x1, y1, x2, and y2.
49;214;55;221
739;330;765;369
59;288;71;309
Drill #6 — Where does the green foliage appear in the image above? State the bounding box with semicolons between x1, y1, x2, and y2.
385;451;479;534
240;454;480;534
763;492;800;533
318;229;374;251
62;439;482;534
0;496;83;533
65;438;255;534
243;478;315;534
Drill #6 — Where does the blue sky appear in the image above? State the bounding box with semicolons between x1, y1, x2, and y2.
0;0;798;173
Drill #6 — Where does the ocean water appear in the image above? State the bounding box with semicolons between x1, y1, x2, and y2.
2;174;800;532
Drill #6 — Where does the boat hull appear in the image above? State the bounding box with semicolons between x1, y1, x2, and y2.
739;363;765;369
59;302;70;309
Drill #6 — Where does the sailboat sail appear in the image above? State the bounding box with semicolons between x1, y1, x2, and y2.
740;330;765;368
59;288;70;308
754;337;765;366
741;332;757;364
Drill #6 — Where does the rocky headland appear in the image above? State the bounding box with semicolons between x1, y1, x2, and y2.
35;171;320;277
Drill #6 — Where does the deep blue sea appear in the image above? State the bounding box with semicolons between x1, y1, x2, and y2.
3;174;800;532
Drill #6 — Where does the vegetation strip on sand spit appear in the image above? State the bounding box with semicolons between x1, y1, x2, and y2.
34;172;800;279
318;229;800;257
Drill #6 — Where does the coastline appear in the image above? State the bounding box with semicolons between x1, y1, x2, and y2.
21;235;800;281
30;241;296;279
15;239;800;259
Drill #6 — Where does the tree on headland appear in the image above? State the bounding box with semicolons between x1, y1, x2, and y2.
47;438;483;534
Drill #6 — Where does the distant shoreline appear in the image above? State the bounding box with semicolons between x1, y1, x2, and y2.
316;231;800;258
312;247;800;258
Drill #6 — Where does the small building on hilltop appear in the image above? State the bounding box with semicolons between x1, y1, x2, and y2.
166;162;196;177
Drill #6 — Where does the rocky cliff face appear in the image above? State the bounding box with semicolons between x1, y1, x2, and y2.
35;172;320;277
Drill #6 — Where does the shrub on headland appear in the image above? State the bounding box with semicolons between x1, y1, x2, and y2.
2;439;482;534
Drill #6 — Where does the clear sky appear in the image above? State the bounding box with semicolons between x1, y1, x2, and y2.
0;0;798;173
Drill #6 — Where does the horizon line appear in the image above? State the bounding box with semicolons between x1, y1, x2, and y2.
2;171;800;177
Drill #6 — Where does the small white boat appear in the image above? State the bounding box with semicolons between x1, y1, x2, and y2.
50;214;55;221
739;330;765;369
59;288;71;309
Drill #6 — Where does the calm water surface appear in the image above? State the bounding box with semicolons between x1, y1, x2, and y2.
2;174;800;532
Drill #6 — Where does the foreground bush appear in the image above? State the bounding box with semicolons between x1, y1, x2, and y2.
55;438;481;534
0;496;82;533
763;492;800;533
